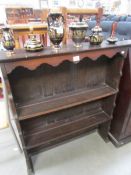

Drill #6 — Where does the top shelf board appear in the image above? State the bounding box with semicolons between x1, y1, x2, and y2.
0;40;130;63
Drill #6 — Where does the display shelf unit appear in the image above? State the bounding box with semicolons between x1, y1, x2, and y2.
0;41;131;174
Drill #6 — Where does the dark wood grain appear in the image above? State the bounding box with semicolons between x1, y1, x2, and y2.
7;56;120;120
24;110;110;150
17;85;116;120
0;40;129;63
0;42;129;174
110;48;131;146
21;101;102;136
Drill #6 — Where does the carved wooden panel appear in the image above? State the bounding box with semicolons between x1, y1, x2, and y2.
8;56;115;107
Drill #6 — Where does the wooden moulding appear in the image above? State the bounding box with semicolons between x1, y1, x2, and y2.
0;41;129;64
4;47;128;74
66;8;99;14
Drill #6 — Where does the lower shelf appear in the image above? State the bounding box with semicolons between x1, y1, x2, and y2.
24;109;110;150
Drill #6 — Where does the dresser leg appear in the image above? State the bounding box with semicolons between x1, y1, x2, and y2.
98;121;111;142
26;155;35;175
28;169;34;175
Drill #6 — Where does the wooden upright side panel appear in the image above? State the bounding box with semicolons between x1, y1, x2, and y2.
110;49;131;142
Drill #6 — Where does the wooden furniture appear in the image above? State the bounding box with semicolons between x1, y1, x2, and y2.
5;23;48;49
110;48;131;146
0;24;48;49
60;7;103;44
33;9;49;23
0;40;130;174
5;7;34;24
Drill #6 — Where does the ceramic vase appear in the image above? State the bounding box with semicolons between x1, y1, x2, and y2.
47;12;64;49
2;27;15;51
69;22;88;47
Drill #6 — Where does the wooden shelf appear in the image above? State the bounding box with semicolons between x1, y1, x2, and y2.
18;84;117;120
22;106;102;136
24;109;110;150
0;37;128;174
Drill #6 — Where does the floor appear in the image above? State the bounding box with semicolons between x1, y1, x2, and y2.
0;128;131;175
0;99;8;129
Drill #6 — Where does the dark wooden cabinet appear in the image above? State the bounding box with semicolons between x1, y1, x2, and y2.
110;48;131;146
0;41;131;174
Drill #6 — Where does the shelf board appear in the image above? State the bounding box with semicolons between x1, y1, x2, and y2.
23;107;102;137
24;110;110;150
18;84;117;120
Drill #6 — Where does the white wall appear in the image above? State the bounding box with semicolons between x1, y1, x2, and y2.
0;5;6;23
40;0;130;14
41;0;96;8
0;0;40;8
